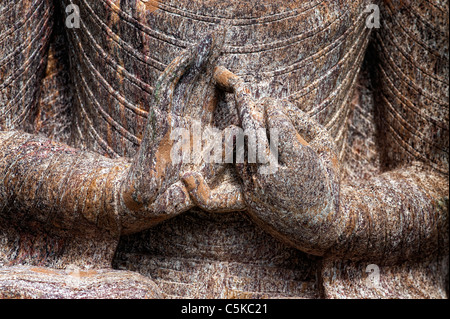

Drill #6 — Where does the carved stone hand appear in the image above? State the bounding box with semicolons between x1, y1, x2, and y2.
0;31;229;238
118;30;228;234
183;66;341;254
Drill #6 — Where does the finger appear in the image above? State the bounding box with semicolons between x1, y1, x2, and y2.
125;42;203;205
172;28;226;120
189;27;226;77
138;47;196;154
144;28;226;143
275;100;339;171
181;171;246;213
279;101;333;150
142;181;194;231
230;81;272;172
214;67;266;133
222;124;251;182
214;67;274;173
152;49;196;114
262;98;315;167
214;66;240;93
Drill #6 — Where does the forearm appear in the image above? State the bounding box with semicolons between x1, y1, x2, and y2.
0;130;195;235
0;130;128;234
215;72;448;262
329;165;449;263
260;157;449;263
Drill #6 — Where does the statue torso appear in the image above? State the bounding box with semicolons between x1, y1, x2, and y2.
67;0;370;159
64;0;371;298
1;0;447;299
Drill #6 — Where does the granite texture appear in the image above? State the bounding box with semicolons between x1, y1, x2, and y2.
0;0;448;298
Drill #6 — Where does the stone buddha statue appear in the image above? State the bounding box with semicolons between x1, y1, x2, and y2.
0;0;448;298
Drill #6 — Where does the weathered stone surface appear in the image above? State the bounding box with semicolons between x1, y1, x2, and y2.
322;254;449;299
0;0;448;299
113;209;321;299
0;265;162;299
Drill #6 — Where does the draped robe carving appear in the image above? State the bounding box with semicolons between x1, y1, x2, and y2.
0;0;448;298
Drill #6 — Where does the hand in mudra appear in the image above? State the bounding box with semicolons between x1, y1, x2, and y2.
117;31;232;233
182;66;341;253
